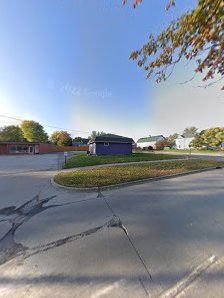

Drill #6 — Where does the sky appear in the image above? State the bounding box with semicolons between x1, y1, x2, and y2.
0;0;223;142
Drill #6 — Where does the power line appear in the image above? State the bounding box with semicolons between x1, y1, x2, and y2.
0;120;16;125
0;114;91;134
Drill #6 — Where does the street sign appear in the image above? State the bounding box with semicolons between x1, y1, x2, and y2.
64;152;68;165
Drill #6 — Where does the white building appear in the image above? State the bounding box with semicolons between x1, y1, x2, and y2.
175;135;194;149
136;135;165;149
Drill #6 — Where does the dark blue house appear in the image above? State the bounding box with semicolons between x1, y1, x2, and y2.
72;138;90;147
88;134;134;155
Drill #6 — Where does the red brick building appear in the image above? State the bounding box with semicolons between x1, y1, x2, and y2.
0;142;56;155
0;142;88;155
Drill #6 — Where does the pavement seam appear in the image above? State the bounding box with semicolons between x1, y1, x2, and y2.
139;277;151;297
158;255;217;298
97;188;152;296
0;212;124;266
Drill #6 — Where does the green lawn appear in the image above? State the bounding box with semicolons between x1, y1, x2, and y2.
64;152;183;168
55;159;224;188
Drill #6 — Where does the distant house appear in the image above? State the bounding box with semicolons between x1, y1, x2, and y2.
88;134;134;155
136;135;165;149
72;138;90;147
72;141;81;146
80;138;90;145
175;135;194;149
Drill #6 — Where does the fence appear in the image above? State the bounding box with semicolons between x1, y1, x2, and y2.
52;145;88;152
38;143;88;154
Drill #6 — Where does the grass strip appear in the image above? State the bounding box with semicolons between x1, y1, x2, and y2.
55;159;224;188
64;153;183;168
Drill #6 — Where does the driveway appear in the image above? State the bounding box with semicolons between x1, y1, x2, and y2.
0;154;224;297
0;151;82;174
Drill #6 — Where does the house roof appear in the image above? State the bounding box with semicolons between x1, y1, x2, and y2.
88;134;134;144
0;141;41;145
137;135;165;143
81;138;90;145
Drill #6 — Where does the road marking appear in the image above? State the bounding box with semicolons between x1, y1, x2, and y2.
91;280;123;298
159;255;217;298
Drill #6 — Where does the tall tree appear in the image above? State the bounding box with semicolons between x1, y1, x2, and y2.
201;127;224;147
192;127;224;147
57;131;72;146
182;127;198;138
155;139;169;150
0;125;24;141
125;0;224;89
89;131;106;140
73;136;82;142
191;131;205;148
89;130;97;140
167;133;178;147
50;131;61;145
21;120;48;142
97;131;106;136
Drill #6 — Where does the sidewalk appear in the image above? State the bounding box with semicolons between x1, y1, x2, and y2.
61;158;191;172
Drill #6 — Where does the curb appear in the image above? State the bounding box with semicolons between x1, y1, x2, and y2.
51;166;222;192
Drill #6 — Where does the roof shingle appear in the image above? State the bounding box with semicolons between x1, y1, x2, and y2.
89;134;134;144
137;135;165;143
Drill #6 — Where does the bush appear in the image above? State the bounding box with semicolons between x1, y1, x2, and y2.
148;146;154;151
155;140;169;150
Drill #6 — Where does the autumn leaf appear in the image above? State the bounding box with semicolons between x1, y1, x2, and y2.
124;0;224;89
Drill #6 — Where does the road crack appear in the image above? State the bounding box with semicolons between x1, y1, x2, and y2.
97;188;152;285
0;193;127;266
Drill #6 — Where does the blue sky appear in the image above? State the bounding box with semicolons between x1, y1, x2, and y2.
0;0;223;141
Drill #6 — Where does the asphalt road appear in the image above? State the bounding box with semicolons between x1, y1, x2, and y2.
0;153;224;297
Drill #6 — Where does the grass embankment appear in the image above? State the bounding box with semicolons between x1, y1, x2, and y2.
55;159;224;188
64;153;183;169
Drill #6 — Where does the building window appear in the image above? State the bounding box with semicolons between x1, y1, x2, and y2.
104;142;109;146
10;145;32;154
10;146;17;153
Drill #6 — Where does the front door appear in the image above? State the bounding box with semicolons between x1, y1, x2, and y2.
29;146;34;154
34;145;39;154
